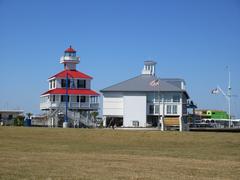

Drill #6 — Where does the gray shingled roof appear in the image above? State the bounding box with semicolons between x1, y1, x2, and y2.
100;74;189;97
161;78;185;89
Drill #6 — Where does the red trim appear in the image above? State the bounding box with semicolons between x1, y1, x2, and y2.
41;88;100;96
49;70;92;79
65;46;76;53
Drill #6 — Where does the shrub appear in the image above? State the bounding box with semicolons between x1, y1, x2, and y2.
14;116;24;126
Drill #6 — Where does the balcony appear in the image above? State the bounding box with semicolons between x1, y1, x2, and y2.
40;101;99;110
60;56;80;63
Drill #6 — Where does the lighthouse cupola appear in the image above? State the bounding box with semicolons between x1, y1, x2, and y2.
60;46;80;70
142;60;156;76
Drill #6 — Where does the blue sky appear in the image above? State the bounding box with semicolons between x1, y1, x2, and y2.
0;0;240;117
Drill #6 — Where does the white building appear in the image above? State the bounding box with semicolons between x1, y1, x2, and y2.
40;46;99;128
0;110;24;125
101;61;190;131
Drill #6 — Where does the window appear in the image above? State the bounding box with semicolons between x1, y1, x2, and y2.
77;96;80;102
61;95;69;102
8;114;13;120
132;121;139;127
80;96;86;103
147;93;155;103
159;95;163;102
154;95;163;102
70;79;75;88
65;52;75;57
67;79;70;88
0;114;2;120
164;95;172;102
166;105;172;114
91;96;98;103
172;105;178;114
70;96;76;102
149;105;154;114
53;80;55;88
154;105;160;114
61;79;66;88
61;79;70;88
40;96;48;103
77;80;86;88
65;52;76;57
50;80;52;89
173;95;180;102
147;93;163;103
51;95;55;102
166;105;178;114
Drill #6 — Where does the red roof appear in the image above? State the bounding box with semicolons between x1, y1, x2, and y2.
49;70;92;79
42;88;99;96
65;46;76;53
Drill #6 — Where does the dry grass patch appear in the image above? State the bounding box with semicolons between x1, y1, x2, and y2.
0;127;239;179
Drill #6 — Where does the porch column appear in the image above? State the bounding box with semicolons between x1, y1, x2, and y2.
51;117;54;128
179;116;183;132
161;116;165;131
103;116;107;127
161;103;165;131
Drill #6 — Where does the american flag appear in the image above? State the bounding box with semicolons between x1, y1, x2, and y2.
150;79;160;87
211;88;219;94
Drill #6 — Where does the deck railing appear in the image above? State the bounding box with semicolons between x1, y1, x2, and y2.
40;101;99;110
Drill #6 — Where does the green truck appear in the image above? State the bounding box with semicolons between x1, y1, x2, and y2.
205;110;229;119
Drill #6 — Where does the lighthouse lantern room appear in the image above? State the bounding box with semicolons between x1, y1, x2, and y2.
40;46;99;128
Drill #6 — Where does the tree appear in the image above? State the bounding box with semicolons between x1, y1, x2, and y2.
14;115;24;126
90;111;99;122
26;112;32;119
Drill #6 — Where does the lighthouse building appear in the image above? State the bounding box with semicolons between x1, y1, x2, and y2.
40;46;99;127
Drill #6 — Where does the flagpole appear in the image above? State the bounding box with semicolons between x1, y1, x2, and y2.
228;68;231;128
158;78;161;130
63;73;68;128
212;67;232;128
66;73;68;123
150;79;162;130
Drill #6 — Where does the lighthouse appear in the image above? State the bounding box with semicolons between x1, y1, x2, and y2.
60;46;80;70
40;46;99;128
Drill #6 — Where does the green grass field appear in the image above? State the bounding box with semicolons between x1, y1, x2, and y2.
0;127;239;179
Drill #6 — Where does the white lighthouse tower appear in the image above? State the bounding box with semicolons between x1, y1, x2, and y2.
40;46;99;128
60;46;80;70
